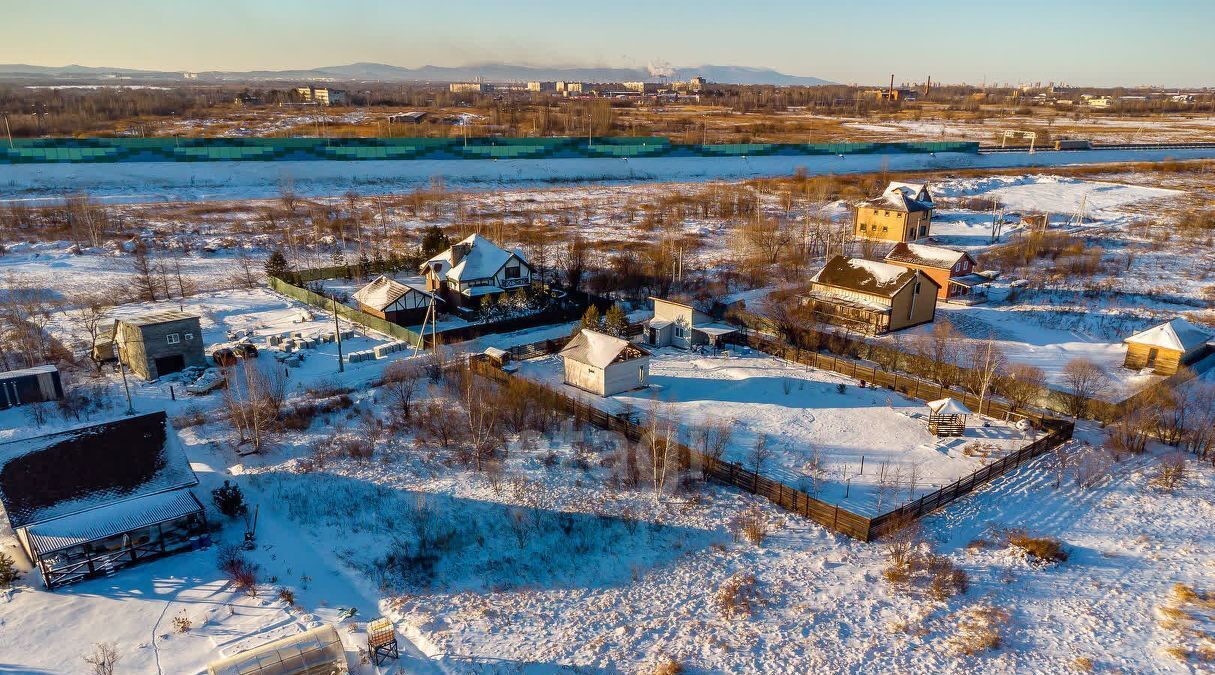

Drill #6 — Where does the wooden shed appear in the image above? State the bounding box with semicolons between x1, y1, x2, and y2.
559;329;650;397
1122;318;1214;376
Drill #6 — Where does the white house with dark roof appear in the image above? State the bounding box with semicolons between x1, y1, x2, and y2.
421;234;533;309
560;329;650;396
803;255;939;334
352;275;438;325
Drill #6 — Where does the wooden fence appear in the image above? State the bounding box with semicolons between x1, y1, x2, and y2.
473;332;1074;542
267;276;423;345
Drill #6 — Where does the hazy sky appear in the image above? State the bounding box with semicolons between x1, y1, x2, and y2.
4;0;1213;87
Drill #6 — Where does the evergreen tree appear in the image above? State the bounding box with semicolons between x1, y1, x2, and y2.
580;304;603;332
212;480;249;518
419;225;451;258
0;552;17;589
264;249;290;280
603;303;629;337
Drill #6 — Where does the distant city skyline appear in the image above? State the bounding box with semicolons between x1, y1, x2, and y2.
3;0;1213;87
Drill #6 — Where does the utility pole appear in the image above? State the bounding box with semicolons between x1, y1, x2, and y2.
3;114;12;149
116;340;135;415
331;297;344;372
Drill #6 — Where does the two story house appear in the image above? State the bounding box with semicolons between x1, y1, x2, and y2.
854;182;934;242
421;234;533;310
802;255;940;334
883;242;989;302
644;297;737;350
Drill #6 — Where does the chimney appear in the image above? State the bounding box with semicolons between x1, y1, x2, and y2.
451;242;471;265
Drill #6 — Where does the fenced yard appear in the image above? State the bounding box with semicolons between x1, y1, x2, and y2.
474;333;1073;541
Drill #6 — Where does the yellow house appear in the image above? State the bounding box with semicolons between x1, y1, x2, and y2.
1122;318;1213;376
854;182;934;242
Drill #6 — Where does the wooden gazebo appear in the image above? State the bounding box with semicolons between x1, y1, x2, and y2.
927;398;971;437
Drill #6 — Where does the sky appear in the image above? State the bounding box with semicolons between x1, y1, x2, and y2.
2;0;1213;87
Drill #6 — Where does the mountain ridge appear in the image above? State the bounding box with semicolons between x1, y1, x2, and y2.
0;62;832;85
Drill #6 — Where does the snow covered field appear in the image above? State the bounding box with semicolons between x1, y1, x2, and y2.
4;147;1215;204
519;348;1032;516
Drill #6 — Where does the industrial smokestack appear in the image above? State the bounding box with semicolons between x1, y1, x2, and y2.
925;76;931;97
889;74;894;97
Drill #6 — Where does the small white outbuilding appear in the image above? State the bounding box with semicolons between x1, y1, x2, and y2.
559;329;651;397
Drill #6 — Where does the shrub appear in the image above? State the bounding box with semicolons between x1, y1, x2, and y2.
728;506;768;546
1004;529;1068;564
0;552;18;588
1073;656;1095;671
277;587;296;606
217;544;259;595
82;642;121;675
211;480;248;518
946;603;1010;656
651;658;684;675
716;573;760;620
171;611;192;633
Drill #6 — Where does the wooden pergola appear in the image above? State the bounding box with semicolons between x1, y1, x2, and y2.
927;398;971;437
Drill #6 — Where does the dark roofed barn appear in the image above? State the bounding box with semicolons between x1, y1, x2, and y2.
0;411;207;589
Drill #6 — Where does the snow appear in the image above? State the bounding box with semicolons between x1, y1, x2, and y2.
889;242;968;269
845;257;911;286
426;233;520;283
927;398;972;415
559;330;633;369
520;348;1031;516
1124;318;1213;353
24;489;201;554
4;147;1215;204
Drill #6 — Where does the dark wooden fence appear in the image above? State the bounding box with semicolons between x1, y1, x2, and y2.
473;331;1074;542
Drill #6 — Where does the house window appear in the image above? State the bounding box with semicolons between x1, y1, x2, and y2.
184;332;194;341
504;265;521;280
882;226;889;233
166;333;180;345
859;224;866;231
674;326;686;338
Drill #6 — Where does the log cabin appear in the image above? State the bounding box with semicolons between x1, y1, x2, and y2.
1122;318;1214;376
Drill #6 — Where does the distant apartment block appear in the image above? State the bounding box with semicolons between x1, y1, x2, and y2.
450;82;492;94
527;81;556;92
295;86;346;105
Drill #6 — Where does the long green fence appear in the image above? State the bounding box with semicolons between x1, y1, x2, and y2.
267;276;421;345
0;137;979;164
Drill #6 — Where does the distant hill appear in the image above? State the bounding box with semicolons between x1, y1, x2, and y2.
0;62;833;86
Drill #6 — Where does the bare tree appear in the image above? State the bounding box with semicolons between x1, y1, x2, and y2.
381;359;423;423
71;293;112;372
558;234;589;291
129;245;158;302
964;335;1006;416
1000;363;1045;413
222;360;287;453
1181;382;1215;460
748;434;773;492
1060;358;1111;419
82;642;121;675
693;417;735;477
642;403;679;504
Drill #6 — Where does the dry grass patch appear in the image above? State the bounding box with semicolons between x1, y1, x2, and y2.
650;658;684;675
945;603;1011;656
1156;583;1215;664
716;573;761;620
1003;529;1069;564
